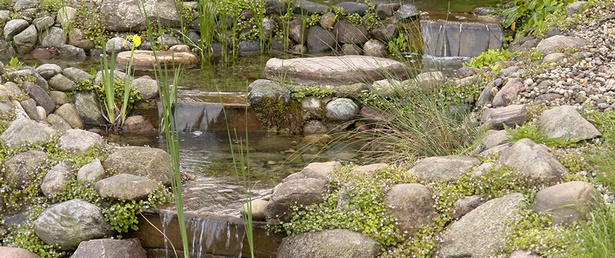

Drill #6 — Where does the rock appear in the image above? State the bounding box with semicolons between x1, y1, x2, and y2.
39;27;66;48
535;35;588;54
131;76;158;100
533;181;601;225
31;47;59;59
105;37;129;53
47;114;72;132
58;44;87;63
481;105;528;130
72;91;106;125
3;150;47;189
370;24;397;41
242;199;269;221
20;99;39;120
410;155;481;183
261;17;276;39
295;161;342;181
36;63;62;80
0;247;40;258
122;115;155;133
498;66;520;78
0;38;16;57
57;6;77;29
319;12;336;30
6;69;49;90
266;178;326;222
63;67;92;83
77;158;106;185
493;78;524;107
49;73;77;92
71;238;147;258
341;43;362;55
539;105;601;141
439;193;526;257
1;118;55;146
566;1;588;18
395;4;420;21
289;19;306;44
3;19;29;40
384;183;436;234
307;25;336;53
303;120;328;134
238;40;261;56
376;3;399;20
23;82;55;115
508;249;541;258
103;146;171;185
363;39;387;57
326;98;358;120
334;20;368;45
34;199;111;250
168;44;190;52
293;0;330;15
157;33;181;47
476;78;502;107
13;25;37;54
278;229;382;258
94;69;127;85
54;103;84;129
481;130;512;151
454;195;485;219
421;20;502;57
264;55;406;86
498;138;568;183
509;36;541;52
41;162;72;197
95;174;159;201
101;0;180;31
335;2;368;15
58;129;104;153
542;53;566;64
115;50;198;70
248;79;291;105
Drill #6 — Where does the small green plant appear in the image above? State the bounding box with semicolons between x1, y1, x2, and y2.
504;123;582;148
39;0;64;14
565;204;615;257
499;0;575;40
6;57;20;69
102;187;170;234
466;49;515;69
289;85;334;100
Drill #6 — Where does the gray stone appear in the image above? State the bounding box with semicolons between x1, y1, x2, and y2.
493;78;524;107
3;150;47;189
242;199;269;221
103;146;171;185
439;193;526;257
264;55;407;86
33;16;55;32
47;113;72;132
325;98;358;120
3;19;29;40
295;161;342;181
481;104;529;130
157;34;181;47
536;35;588;54
278;229;382;258
58;129;104;153
262;17;276;39
54;104;83;129
101;0;180;31
370;23;397;41
6;68;49;91
566;1;588;17
289;19;306;44
14;0;38;12
293;0;330;15
13;25;37;54
41;162;72;197
476;78;502;107
319;12;336;30
62;67;91;83
130;76;158;100
539;105;601;141
59;44;87;63
248;79;291;105
57;7;77;29
34;199;111;250
341;43;362;55
23;82;54;115
410;155;481;183
71;238;147;258
334;20;368;45
395;4;420;21
542;53;566;64
498;138;568;183
77;159;106;185
40;27;66;48
36;63;62;80
375;3;397;20
307;25;336;53
94;69;127;85
454;195;486;219
0;247;40;258
105;37;129;54
533;181;600;225
384;183;436;234
20;99;39;120
498;66;520;78
36;106;46;120
238;40;260;57
0;38;16;57
363;39;387;57
1;118;55;146
303;120;328;134
481;130;512;151
266;178;326;222
49;74;77;92
122;115;155;133
335;2;368;15
73;91;106;125
49;91;69;106
95;174;159;201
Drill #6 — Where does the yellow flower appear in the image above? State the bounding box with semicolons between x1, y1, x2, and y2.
132;35;141;48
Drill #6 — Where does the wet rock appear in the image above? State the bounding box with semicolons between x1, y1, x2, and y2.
131;76;158;100
40;27;66;48
3;19;29;40
395;4;420;21
303;120;328;134
238;39;260;56
334;20;368;45
101;0;180;31
498;138;568;183
363;39;387;57
122;115;155;133
539;105;601;141
1;118;55;146
326;98;358;120
77;159;106;185
0;247;40;258
34;199;111;250
13;25;37;54
319;12;336;30
336;2;368;15
242;199;269;221
293;0;330;15
72;91;106;125
103;146;171;185
36;63;62;80
266;178;326;222
59;44;86;63
62;67;91;83
115;50;198;70
307;25;336;53
410;155;481;183
3;150;47;189
493;78;524;107
533;181;601;225
384;183;436;234
439;193;526;257
49;73;77;92
58;129;104;153
248;79;291;105
454;195;485;219
278;229;382;258
536;35;588;54
41;162;72;197
72;238;147;258
481;104;528;130
95;174;159;201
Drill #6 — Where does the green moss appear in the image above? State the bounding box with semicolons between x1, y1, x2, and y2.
254;96;304;134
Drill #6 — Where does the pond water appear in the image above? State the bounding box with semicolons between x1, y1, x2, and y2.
317;0;505;13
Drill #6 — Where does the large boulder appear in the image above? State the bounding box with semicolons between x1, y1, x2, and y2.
1;118;56;146
41;162;72;197
0;247;40;258
277;229;382;258
410;155;481;182
77;158;106;185
533;181;601;225
34;199;112;250
102;146;171;185
493;78;524;107
72;91;106;125
71;238;147;258
307;25;336;53
58;129;105;153
498;138;568;183
3;150;47;189
439;193;526;257
100;0;180;31
23;81;55;115
481;104;528;130
94;174;159;201
536;35;588;54
325;98;359;120
248;79;291;105
384;183;436;234
266;178;326;222
539;105;601;141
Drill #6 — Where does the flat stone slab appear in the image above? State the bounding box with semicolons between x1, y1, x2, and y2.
116;50;198;71
263;55;407;86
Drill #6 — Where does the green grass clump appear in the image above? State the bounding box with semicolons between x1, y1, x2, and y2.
466;49;515;70
566;204;615;257
499;0;576;40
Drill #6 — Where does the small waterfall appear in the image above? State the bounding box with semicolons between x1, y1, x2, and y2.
188;217;246;257
159;212;175;258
